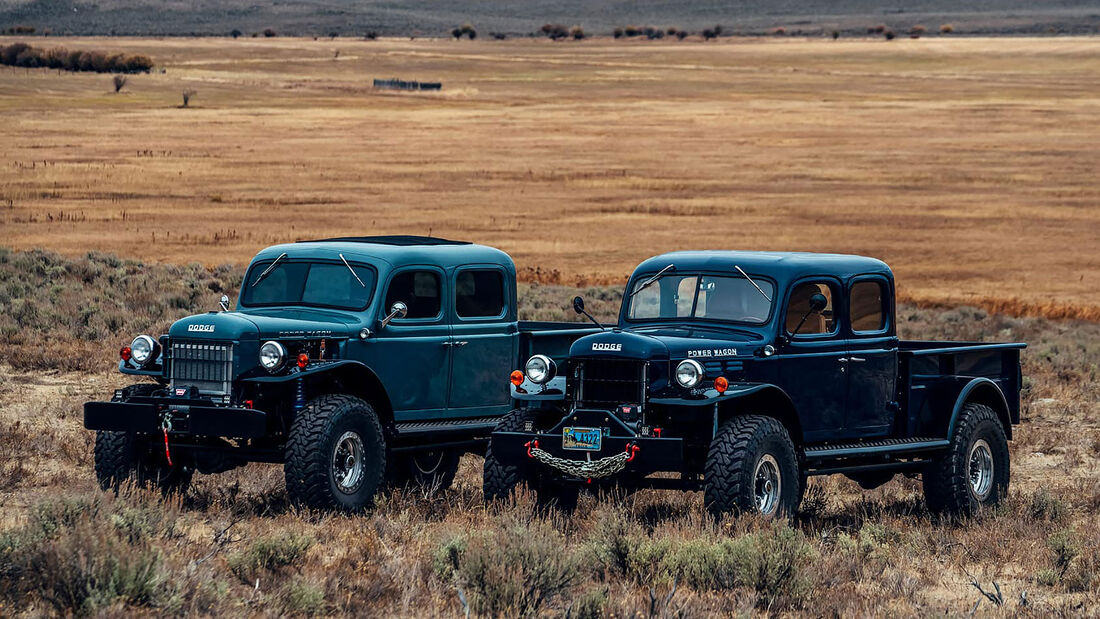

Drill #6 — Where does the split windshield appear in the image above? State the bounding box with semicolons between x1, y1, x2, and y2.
626;274;774;324
240;260;376;310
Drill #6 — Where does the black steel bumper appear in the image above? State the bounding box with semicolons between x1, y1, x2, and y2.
84;399;269;438
491;430;684;476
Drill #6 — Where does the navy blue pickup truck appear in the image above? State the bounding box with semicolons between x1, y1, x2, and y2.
84;236;597;511
486;251;1025;517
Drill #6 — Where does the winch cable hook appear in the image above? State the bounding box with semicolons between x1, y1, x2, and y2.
161;413;174;467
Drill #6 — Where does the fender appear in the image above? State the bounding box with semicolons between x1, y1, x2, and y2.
243;360;395;424
947;377;1013;440
512;375;567;401
653;382;803;444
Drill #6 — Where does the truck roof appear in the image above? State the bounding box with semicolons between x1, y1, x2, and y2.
253;236;514;271
633;251;892;282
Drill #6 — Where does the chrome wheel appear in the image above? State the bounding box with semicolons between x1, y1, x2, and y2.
968;439;994;501
754;454;782;515
332;431;365;494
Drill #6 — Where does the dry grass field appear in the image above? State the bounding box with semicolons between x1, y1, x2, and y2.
1;36;1098;319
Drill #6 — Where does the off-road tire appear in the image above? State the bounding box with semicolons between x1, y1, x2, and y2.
94;384;191;494
284;394;386;512
483;408;579;511
922;403;1009;517
704;415;800;518
389;449;461;495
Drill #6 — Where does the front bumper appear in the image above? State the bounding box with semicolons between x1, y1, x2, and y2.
491;430;684;477
84;398;269;438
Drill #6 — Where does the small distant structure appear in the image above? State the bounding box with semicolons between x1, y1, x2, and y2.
373;78;442;91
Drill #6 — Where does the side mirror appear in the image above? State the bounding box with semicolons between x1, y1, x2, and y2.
809;293;828;313
572;296;585;314
219;294;230;312
380;301;408;330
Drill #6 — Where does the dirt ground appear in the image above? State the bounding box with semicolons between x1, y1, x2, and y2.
1;36;1098;319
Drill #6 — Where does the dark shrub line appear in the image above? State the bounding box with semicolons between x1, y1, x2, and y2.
0;42;153;73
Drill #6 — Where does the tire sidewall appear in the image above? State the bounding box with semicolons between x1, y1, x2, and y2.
323;405;385;510
963;417;1010;509
743;431;801;517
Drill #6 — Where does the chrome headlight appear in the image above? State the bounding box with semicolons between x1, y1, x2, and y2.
130;335;158;366
259;341;287;372
675;359;704;388
524;354;556;384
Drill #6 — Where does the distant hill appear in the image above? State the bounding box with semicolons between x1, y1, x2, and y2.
1;0;1098;37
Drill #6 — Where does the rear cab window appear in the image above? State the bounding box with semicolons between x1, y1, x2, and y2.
456;269;505;318
849;280;887;333
385;270;442;319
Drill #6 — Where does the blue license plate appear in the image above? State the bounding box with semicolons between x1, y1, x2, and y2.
562;426;602;451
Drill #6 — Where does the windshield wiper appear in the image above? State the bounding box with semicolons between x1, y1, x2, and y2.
251;252;287;287
629;264;675;298
734;265;772;302
339;253;366;288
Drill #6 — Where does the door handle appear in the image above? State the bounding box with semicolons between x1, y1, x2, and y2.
453;341;469;347
839;356;866;363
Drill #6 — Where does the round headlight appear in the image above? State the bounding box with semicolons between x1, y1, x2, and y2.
130;335;158;365
675;359;704;388
259;341;287;372
524;354;556;384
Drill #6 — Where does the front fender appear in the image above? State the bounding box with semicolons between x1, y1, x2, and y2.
512;375;567;401
649;382;778;407
242;360;395;423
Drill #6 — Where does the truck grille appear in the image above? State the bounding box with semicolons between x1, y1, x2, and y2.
575;358;646;407
169;340;234;397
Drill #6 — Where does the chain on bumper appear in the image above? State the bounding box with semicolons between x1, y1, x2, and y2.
524;439;639;479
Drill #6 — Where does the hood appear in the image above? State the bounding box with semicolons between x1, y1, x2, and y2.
570;325;765;361
169;308;359;341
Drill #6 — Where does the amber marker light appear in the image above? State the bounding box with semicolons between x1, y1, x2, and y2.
297;353;309;369
510;370;525;386
714;376;729;394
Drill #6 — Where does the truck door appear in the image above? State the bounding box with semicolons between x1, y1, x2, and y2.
844;277;897;436
447;266;517;415
371;268;452;417
773;280;850;442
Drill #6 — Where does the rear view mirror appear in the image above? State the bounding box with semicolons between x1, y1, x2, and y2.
809;293;828;313
380;301;408;329
572;296;585;314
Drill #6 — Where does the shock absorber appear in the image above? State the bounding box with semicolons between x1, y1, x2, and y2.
294;377;305;412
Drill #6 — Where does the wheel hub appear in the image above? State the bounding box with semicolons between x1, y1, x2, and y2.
332;431;366;495
754;454;782;515
968;439;994;501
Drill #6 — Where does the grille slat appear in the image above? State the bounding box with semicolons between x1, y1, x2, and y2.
576;358;645;407
170;340;233;397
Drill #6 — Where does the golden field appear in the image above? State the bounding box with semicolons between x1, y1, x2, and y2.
1;35;1098;318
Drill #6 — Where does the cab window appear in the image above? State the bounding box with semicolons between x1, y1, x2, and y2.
850;280;887;333
385;271;441;319
785;282;836;335
456;270;505;318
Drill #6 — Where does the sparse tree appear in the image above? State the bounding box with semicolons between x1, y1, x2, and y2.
364;31;378;40
570;26;585;40
112;75;127;93
231;29;242;39
884;29;896;40
491;32;506;40
940;24;954;34
181;89;196;107
262;28;276;38
832;30;840;40
676;30;688;40
910;25;927;35
613;27;623;39
452;27;463;40
328;31;339;39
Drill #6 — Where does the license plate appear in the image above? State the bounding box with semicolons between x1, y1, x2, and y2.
562;426;602;451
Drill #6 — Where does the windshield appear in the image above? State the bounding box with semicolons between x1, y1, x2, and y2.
241;260;377;310
626;274;774;324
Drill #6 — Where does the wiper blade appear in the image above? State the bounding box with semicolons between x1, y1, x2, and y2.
734;265;771;302
251;252;287;287
629;264;675;298
339;253;366;288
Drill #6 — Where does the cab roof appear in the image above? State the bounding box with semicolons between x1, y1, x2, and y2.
252;236;514;271
633;251;892;283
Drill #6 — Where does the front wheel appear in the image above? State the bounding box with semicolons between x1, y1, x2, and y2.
284;394;387;512
94;431;192;495
483;409;579;511
704;415;801;518
922;403;1009;517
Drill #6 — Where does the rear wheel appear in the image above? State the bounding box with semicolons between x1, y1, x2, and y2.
704;415;800;518
922;403;1009;517
284;394;387;512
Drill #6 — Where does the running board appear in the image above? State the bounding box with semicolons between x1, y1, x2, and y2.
803;438;949;460
393;417;499;439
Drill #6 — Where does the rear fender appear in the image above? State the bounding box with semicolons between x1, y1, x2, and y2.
947;377;1013;440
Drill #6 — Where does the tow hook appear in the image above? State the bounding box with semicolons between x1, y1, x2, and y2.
160;413;174;467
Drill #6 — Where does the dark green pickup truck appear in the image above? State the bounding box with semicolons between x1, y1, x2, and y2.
84;236;597;511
